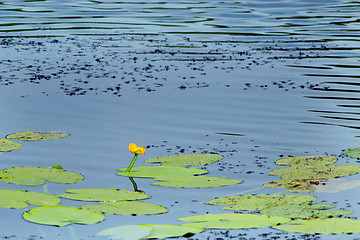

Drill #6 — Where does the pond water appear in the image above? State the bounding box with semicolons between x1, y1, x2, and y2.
1;0;360;239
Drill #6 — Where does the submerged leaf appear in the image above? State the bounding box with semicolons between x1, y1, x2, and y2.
145;154;222;167
0;139;22;152
261;203;352;219
273;218;360;234
57;189;150;202
117;166;208;178
82;201;168;215
97;225;152;240
6;131;69;141
0;166;84;186
23;206;105;227
179;213;291;229
275;156;337;166
0;189;61;209
316;178;360;193
140;224;204;239
343;148;360;160
152;175;242;188
205;194;316;211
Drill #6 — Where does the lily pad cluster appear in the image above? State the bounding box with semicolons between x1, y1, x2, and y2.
0;131;69;152
117;154;243;188
263;155;360;192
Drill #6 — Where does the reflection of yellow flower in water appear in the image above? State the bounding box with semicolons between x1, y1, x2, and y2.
129;143;145;155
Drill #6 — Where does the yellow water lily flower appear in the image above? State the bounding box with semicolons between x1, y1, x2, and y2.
129;143;146;155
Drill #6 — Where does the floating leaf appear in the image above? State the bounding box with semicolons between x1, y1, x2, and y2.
152;175;242;188
145;154;222;167
117;166;208;178
0;166;84;186
261;203;352;219
139;224;204;239
0;139;22;152
205;194;316;211
0;189;61;209
23;206;105;227
275;156;337;166
343;148;360;160
263;179;319;193
82;201;168;215
6;131;69;141
316;178;360;193
179;213;291;229
57;189;150;202
97;225;152;240
273;218;360;234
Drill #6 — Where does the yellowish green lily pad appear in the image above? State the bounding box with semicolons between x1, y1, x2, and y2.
152;175;242;188
0;166;84;186
276;156;337;166
82;201;168;215
97;225;152;240
179;213;291;229
6;131;69;141
272;218;360;234
343;148;360;159
145;154;223;167
0;139;22;152
139;224;204;239
117;166;208;178
57;188;150;201
23;206;105;227
260;203;352;219
205;194;316;211
0;189;61;209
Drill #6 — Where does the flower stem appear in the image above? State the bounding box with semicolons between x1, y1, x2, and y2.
126;153;138;172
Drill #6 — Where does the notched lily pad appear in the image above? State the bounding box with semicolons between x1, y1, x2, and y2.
205;194;316;211
145;154;222;167
343;148;360;160
6;131;69;141
117;166;208;178
139;224;204;239
272;218;360;234
23;206;105;227
0;166;84;186
179;213;291;229
57;188;150;202
276;156;337;166
152;175;242;188
261;203;352;219
0;139;22;152
0;189;61;209
82;201;168;215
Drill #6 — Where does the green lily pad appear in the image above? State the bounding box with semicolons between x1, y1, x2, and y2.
263;179;319;193
268;165;360;180
152;176;242;188
272;218;360;234
145;154;223;167
57;189;150;202
205;194;316;211
23;206;105;227
0;139;22;152
117;166;208;178
139;224;204;239
82;201;168;215
6;131;69;141
0;189;61;209
261;203;352;219
179;213;291;229
0;166;84;186
276;156;337;166
97;225;152;240
343;148;360;159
